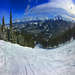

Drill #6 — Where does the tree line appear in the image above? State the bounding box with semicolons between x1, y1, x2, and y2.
0;10;75;48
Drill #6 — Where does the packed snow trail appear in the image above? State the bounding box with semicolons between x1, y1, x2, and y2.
0;40;75;75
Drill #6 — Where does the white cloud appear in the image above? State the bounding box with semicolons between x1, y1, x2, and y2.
29;0;75;15
25;0;75;20
51;0;75;15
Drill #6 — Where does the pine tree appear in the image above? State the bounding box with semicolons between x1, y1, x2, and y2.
7;27;10;41
1;16;5;32
10;10;12;30
9;9;13;42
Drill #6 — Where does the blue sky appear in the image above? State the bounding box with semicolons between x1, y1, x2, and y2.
0;0;75;23
0;0;49;23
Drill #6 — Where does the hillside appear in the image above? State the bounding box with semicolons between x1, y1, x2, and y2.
0;40;75;75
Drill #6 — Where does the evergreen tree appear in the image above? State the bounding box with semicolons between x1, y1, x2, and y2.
9;9;13;42
10;9;12;30
1;16;5;32
7;27;10;41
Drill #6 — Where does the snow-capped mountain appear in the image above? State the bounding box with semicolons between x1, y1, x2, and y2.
13;0;75;23
11;1;75;46
25;7;75;21
24;0;75;21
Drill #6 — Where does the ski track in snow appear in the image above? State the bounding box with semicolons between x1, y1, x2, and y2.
0;40;75;75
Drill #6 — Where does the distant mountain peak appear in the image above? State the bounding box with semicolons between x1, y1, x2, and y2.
24;2;75;21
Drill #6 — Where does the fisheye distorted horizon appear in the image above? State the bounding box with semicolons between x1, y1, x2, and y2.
0;0;75;23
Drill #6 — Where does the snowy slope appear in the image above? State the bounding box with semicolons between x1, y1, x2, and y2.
0;40;75;75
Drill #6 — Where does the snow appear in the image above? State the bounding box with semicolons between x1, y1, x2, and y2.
0;40;75;75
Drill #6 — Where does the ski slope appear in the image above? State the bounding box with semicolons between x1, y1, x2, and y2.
0;40;75;75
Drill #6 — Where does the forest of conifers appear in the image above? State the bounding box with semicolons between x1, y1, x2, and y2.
0;11;75;48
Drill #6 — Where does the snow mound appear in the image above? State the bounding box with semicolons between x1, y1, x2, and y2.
0;40;75;75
